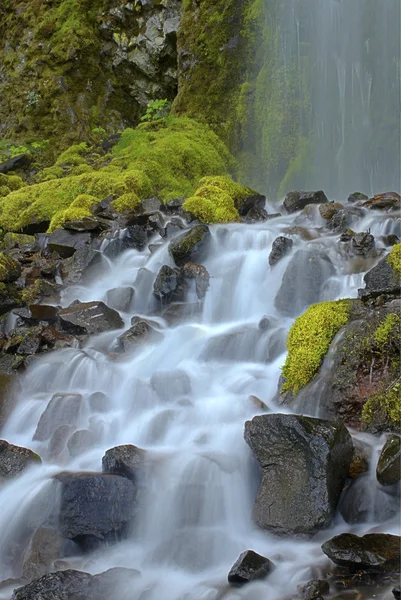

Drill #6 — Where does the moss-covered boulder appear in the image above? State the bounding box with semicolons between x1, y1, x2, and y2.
0;253;21;283
168;225;211;267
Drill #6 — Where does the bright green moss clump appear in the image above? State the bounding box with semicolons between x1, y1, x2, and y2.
387;243;401;278
362;380;401;428
183;176;256;223
374;313;401;347
0;117;234;232
282;300;351;394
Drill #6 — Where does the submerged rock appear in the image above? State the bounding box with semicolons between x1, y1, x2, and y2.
348;438;371;479
59;301;124;335
181;262;210;299
227;550;275;585
57;472;137;550
376;435;400;486
22;527;63;580
268;236;293;266
244;413;353;536
34;393;83;441
0;440;41;481
168;224;210;266
243;206;269;222
339;474;399;524
106;287;134;312
321;533;401;573
283;190;328;213
103;225;148;257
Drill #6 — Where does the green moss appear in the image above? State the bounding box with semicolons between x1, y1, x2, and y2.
0;252;20;283
387;243;401;278
48;194;97;232
0;186;11;198
362;379;401;428
3;232;35;249
112;193;141;213
56;143;89;166
374;313;401;347
282;300;351;394
0;174;25;191
183;176;256;223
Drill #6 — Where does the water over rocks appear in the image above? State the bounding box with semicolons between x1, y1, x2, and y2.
58;301;124;335
168;224;211;266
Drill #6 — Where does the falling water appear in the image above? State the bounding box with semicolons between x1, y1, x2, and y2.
0;206;399;599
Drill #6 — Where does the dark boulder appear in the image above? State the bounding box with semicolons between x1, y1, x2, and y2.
22;527;63;580
62;247;103;286
59;301;124;335
243;206;269;222
319;202;343;220
363;192;401;211
0;153;30;174
11;570;94;600
274;249;335;317
376;435;400;486
0;253;21;283
244;414;353;536
34;393;83;441
63;217;107;232
106;287;134;312
383;234;400;247
298;579;330;600
103;225;148;257
168;224;210;266
116;317;162;352
348;192;368;203
268;236;293;266
153;265;183;303
57;472;137;550
283;190;328;214
102;444;145;482
125;211;164;236
227;550;275;585
0;440;41;481
393;586;401;600
160;217;186;238
348;438;371;479
181;262;210;299
29;304;59;322
164;197;185;214
358;254;401;300
237;193;266;217
47;229;91;258
321;533;400;573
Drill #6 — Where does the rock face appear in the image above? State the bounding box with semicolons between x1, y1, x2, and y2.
376;435;400;485
283;190;328;213
244;414;353;536
358;254;400;300
102;444;145;482
57;473;137;550
268;236;293;266
47;229;91;258
168;225;211;266
227;550;275;585
274;249;335;316
59;301;124;335
11;570;94;600
321;533;401;573
0;440;41;481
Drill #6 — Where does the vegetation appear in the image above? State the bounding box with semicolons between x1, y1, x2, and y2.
281;300;351;394
387;243;401;278
362;379;401;429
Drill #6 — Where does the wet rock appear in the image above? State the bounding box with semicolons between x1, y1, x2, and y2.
348;192;368;203
321;533;401;573
0;373;16;426
283;190;328;213
344;232;376;257
383;234;400;247
363;192;401;211
327;209;351;233
102;444;145;482
88;391;109;413
103;225;148;257
274;249;335;317
93;568;141;600
168;224;210;266
237;192;266;217
48;425;75;460
22;527;63;580
29;304;59;322
0;353;25;374
243;206;269;222
92;196;118;220
319;203;344;220
0;153;30;174
62;247;103;286
11;570;94;600
268;236;293;266
47;229;91;258
17;330;42;355
164;197;185;214
227;550;275;585
34;393;83;441
0;253;21;283
0;440;41;481
181;262;210;299
339;474;399;524
160;217;186;238
67;429;96;457
376;435;400;486
249;395;268;411
59;301;124;335
116;317;162;352
3;233;36;251
244;414;353;536
125;210;164;236
298;579;330;600
348;439;371;479
153;265;183;303
106;287;134;312
358;254;401;300
63;217;107;232
57;473;137;550
393;585;401;600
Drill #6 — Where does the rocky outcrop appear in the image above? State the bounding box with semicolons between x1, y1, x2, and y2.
244;414;353;537
227;550;275;585
322;533;401;573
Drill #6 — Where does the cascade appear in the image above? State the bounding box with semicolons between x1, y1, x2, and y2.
0;203;399;600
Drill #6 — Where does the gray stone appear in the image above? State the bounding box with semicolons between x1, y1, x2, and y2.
376;435;400;486
103;225;147;258
47;229;91;258
268;236;293;266
22;527;63;580
67;429;95;457
283;190;328;213
63;217;106;232
11;570;94;600
227;550;275;585
181;262;210;299
358;254;401;300
59;301;124;335
298;579;330;600
244;413;353;536
102;444;145;482
0;440;41;481
106;287;134;312
116;317;162;352
153;264;183;303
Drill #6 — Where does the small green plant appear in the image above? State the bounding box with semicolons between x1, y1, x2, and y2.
140;99;170;123
0;139;49;162
26;90;41;108
91;126;107;139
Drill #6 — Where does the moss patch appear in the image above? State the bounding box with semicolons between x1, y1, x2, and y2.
0;117;234;232
362;379;400;429
282;300;351;394
183;176;256;223
0;253;21;283
387;243;401;278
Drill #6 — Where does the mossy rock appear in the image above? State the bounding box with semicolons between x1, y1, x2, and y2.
0;253;21;282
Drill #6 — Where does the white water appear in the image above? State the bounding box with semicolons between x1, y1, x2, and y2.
0;209;399;599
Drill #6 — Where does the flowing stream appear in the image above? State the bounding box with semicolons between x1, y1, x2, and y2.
0;206;399;599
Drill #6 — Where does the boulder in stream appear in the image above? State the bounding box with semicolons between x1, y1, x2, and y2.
59;301;124;335
321;533;401;573
102;444;145;482
34;393;83;441
376;435;400;486
57;472;137;550
358;253;401;300
22;526;63;580
11;569;94;600
298;579;330;600
363;192;401;211
283;190;328;213
47;229;91;258
153;265;183;303
268;236;293;266
116;317;162;352
227;550;275;585
106;287;134;312
168;224;210;266
244;414;353;536
0;440;41;481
